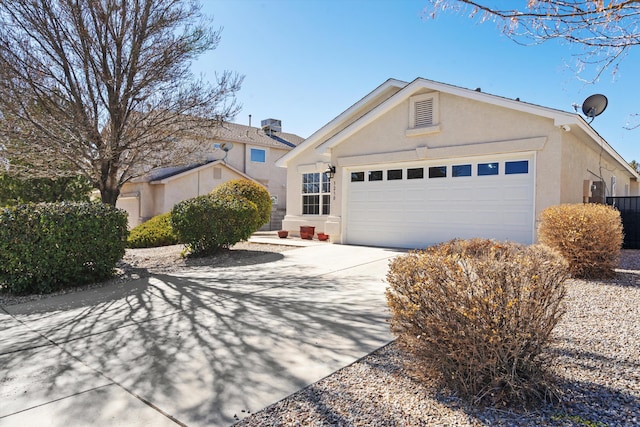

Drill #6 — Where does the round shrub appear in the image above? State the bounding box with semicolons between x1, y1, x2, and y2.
0;202;128;295
127;212;180;248
386;239;568;406
211;179;271;229
170;194;259;256
538;203;623;279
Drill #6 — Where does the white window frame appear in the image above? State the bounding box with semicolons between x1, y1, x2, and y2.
406;92;440;137
301;172;330;215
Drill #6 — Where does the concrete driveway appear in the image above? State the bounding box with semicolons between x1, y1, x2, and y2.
0;244;401;426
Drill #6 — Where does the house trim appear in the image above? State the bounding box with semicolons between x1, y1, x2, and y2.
335;137;547;167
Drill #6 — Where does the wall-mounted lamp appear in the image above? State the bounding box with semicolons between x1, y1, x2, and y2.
324;164;336;180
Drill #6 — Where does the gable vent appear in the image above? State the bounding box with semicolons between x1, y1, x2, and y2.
414;98;434;127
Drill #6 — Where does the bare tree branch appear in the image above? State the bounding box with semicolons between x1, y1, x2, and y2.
0;0;243;205
425;0;640;82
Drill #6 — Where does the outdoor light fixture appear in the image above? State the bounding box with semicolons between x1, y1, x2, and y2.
325;164;336;180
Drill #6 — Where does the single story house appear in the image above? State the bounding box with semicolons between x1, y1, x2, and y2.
277;77;639;249
117;119;304;229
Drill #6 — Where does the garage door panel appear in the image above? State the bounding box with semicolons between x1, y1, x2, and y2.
346;158;534;248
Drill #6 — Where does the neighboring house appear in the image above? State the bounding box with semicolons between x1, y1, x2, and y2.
117;119;304;229
277;78;639;249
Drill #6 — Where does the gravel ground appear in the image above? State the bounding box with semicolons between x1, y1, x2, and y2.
236;250;640;427
1;245;638;426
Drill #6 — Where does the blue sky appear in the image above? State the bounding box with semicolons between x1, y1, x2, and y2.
196;0;640;162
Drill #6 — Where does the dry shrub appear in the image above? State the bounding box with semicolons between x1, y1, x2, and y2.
538;203;623;279
386;239;568;406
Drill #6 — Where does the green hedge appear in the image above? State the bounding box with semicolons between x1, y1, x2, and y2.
171;194;259;256
0;202;128;294
211;179;272;229
127;212;180;248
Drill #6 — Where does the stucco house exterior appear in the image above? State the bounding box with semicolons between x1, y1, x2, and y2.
277;78;639;249
117;119;304;229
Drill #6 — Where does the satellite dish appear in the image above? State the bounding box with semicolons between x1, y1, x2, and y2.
219;142;234;152
581;94;608;121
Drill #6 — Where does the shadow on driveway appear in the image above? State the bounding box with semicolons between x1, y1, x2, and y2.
1;246;396;426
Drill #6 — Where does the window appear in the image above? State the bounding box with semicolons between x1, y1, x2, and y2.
407;168;424;179
368;170;383;181
250;148;266;163
478;162;499;176
387;169;403;180
351;172;365;182
302;173;330;215
428;166;446;178
505;160;529;175
452;164;472;177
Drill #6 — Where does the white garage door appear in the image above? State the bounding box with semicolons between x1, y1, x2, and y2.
345;155;534;248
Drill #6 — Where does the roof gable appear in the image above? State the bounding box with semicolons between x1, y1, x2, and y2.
313;78;576;154
277;77;638;178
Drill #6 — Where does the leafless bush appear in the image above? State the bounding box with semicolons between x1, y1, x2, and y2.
538;203;623;279
386;239;568;406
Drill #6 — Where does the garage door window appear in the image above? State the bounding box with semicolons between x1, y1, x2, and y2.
478;162;499;176
351;172;365;182
429;166;447;178
368;170;383;181
505;160;529;174
387;169;403;180
407;168;424;179
302;173;330;215
452;164;472;177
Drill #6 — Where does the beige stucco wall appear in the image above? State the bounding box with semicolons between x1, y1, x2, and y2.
119;165;247;228
559;131;636;202
282;89;638;242
244;145;289;211
118;142;293;228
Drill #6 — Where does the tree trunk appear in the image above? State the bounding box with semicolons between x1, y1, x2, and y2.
99;165;121;206
100;186;120;206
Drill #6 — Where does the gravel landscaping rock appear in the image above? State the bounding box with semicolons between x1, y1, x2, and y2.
237;250;640;427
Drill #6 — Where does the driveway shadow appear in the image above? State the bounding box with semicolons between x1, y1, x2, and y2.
1;255;393;426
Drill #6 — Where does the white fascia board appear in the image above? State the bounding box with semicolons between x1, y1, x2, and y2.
150;160;221;184
314;78;576;155
275;78;408;168
151;160;256;184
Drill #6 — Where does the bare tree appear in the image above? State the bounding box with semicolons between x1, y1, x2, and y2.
425;0;640;82
0;0;242;205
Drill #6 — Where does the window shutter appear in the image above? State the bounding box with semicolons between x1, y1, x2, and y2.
414;98;434;127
